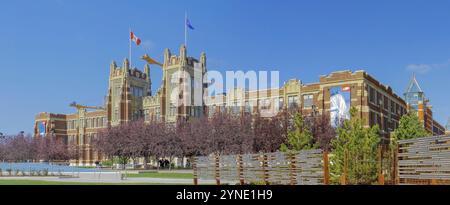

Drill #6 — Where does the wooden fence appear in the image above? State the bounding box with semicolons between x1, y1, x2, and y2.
398;135;450;185
193;149;329;185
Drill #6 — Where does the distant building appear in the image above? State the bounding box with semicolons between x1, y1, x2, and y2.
404;74;446;135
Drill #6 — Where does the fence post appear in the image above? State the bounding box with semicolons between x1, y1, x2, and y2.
377;145;385;185
393;145;399;185
262;153;269;185
215;154;220;185
192;157;198;185
290;152;297;185
431;179;438;185
323;151;330;185
238;155;245;185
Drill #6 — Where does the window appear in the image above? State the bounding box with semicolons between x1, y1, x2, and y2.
288;95;298;108
384;96;389;110
303;94;314;108
245;101;252;113
209;105;216;116
259;99;270;110
169;104;176;116
232;101;240;114
155;108;161;121
369;86;375;103
278;97;284;110
377;91;382;106
131;86;144;97
219;103;226;113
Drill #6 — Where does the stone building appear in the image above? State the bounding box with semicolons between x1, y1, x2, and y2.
34;45;445;166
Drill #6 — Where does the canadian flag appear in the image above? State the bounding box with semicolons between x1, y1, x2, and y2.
130;32;141;46
342;86;351;91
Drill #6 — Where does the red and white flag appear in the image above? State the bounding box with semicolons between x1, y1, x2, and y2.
342;86;351;92
130;31;141;46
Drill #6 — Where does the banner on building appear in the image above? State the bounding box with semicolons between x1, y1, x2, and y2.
330;86;351;127
38;121;46;136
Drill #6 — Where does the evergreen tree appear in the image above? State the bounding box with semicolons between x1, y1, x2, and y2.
280;113;316;151
331;107;380;184
392;111;430;142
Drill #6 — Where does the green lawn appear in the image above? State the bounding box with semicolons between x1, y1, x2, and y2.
0;179;189;185
126;172;193;179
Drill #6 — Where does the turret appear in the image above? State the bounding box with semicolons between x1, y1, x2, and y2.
180;44;187;66
164;48;171;67
110;61;117;76
144;64;152;96
123;58;130;76
200;51;207;72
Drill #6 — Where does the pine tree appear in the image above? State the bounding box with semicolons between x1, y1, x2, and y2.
331;107;380;184
392;111;430;141
280;113;316;151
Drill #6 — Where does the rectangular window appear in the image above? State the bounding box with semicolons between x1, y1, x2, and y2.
232;102;240;114
384;96;389;110
245;101;251;113
209;105;216;116
369;86;375;103
303;94;314;108
278;97;284;110
288;95;298;108
169;104;176;116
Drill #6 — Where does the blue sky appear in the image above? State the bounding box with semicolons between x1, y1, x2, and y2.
0;0;449;135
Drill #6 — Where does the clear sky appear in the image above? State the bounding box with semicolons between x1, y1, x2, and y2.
1;0;449;135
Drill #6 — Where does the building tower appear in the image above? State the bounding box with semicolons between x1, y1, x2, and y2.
159;44;207;123
404;74;439;134
106;59;151;126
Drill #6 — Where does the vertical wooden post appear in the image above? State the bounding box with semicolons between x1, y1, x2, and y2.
262;154;269;185
393;145;399;185
323;151;330;185
431;179;438;185
238;155;245;185
215;154;220;185
290;152;297;185
377;145;385;185
193;157;198;185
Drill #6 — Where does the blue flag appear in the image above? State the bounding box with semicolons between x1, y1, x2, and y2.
186;18;194;30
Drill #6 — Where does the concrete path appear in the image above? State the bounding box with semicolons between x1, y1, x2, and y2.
0;172;232;184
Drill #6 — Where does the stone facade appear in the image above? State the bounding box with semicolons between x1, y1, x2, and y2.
34;45;445;166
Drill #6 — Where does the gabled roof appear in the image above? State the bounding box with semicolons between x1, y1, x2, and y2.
405;73;423;93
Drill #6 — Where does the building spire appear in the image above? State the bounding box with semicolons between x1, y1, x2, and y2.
406;72;423;93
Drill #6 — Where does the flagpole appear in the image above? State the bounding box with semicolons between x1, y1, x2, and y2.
129;28;132;68
185;11;187;47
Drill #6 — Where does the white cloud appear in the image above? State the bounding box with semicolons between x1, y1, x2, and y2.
406;59;450;74
406;64;432;74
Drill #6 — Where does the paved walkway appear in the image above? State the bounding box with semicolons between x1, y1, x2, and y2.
0;172;230;184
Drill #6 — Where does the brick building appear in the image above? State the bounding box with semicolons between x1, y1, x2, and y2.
34;45;445;166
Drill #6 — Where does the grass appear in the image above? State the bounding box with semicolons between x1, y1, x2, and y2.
0;179;191;185
126;172;193;179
